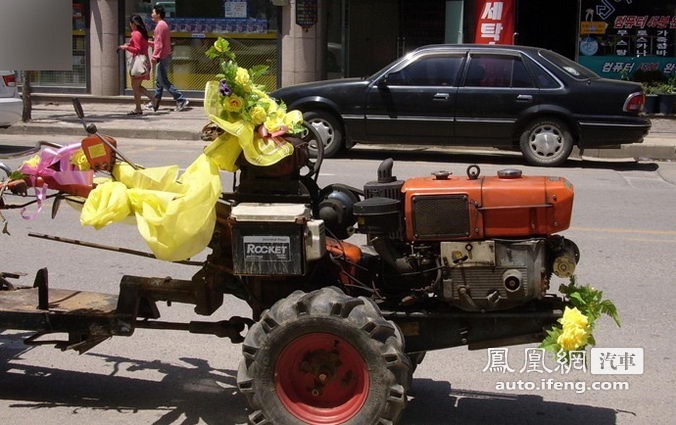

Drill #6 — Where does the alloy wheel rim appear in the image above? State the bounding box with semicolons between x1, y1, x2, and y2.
529;124;563;157
309;119;334;149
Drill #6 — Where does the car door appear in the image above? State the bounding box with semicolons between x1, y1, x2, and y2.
363;53;464;144
454;51;539;146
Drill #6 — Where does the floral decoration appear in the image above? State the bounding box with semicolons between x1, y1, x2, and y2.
205;37;304;136
540;276;621;361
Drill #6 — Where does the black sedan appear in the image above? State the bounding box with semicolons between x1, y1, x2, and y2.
271;44;651;166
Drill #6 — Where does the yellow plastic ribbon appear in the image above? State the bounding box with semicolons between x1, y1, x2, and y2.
80;154;222;261
80;181;132;229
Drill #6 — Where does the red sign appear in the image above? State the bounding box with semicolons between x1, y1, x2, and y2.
474;0;515;45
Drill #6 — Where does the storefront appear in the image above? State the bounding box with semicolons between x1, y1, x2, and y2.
28;0;280;95
330;0;676;82
577;0;676;79
31;1;89;92
31;1;675;96
123;0;279;94
332;0;578;79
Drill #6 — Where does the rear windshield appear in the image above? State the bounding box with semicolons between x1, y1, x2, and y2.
539;50;599;79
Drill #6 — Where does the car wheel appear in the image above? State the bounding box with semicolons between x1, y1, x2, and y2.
237;287;410;425
304;111;344;158
519;118;574;167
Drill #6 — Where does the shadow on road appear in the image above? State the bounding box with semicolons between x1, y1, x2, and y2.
344;147;660;172
0;333;248;424
403;378;625;425
2;331;625;425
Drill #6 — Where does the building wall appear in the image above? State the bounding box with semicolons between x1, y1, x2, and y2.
279;0;325;87
90;0;120;96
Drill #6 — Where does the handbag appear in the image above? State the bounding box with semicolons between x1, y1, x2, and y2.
129;55;148;77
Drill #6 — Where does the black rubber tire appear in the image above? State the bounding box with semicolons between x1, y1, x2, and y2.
237;286;410;425
519;118;574;167
408;351;426;373
303;111;344;158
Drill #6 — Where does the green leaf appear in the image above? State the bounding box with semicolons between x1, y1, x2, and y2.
249;64;269;80
600;300;621;327
8;171;26;180
568;292;585;307
540;340;560;352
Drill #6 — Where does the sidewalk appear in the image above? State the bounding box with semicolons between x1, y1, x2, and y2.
2;94;675;161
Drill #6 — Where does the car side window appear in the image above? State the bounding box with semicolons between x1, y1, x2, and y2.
464;55;535;88
523;57;560;88
386;56;463;86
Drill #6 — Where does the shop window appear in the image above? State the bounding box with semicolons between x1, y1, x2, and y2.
31;1;87;89
124;0;279;93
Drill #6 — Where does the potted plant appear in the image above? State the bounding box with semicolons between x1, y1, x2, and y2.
642;83;660;114
634;69;666;115
656;77;676;115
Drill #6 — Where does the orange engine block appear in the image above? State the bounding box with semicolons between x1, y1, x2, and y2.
401;169;574;241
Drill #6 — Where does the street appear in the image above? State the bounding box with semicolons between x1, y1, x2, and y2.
1;134;675;425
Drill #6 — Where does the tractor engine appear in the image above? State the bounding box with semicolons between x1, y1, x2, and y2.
320;159;579;312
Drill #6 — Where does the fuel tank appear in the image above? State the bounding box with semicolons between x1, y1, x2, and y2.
401;169;573;241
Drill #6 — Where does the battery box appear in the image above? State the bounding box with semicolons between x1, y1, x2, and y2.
230;203;325;276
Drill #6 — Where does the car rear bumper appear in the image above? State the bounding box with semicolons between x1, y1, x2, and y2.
578;117;651;147
0;97;22;127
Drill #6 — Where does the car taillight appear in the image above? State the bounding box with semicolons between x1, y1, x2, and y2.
624;92;645;113
2;74;16;87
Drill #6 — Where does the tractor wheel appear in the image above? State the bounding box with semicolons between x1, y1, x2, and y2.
237;286;410;425
408;351;426;373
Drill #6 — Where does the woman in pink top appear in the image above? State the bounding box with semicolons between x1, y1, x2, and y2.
118;15;154;115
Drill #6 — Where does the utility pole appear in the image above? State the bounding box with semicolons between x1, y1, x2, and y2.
21;71;32;122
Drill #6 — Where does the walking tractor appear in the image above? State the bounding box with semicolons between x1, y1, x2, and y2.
0;40;618;425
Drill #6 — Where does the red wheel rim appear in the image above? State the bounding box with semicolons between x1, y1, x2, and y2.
275;332;369;424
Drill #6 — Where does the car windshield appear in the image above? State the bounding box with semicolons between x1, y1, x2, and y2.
539;50;599;79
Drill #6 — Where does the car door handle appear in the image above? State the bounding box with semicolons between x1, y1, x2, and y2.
433;93;450;101
516;94;533;103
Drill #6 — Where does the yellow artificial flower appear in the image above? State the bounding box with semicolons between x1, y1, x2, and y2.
264;116;285;133
70;149;91;171
213;38;229;53
283;110;304;131
555;306;591;351
557;324;590;351
560;306;589;329
250;105;268;125
262;98;278;115
235;67;251;91
223;94;244;112
253;89;268;100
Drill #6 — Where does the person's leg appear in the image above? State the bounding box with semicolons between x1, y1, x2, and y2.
140;84;154;103
153;59;167;101
158;56;185;103
131;78;143;113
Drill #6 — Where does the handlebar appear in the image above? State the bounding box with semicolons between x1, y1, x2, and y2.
0;141;64;160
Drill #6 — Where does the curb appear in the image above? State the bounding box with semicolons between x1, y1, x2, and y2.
2;123;201;141
581;143;676;161
3;124;675;161
4;94;675;161
28;93;205;107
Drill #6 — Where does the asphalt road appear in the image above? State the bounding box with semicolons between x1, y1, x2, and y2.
1;135;675;425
